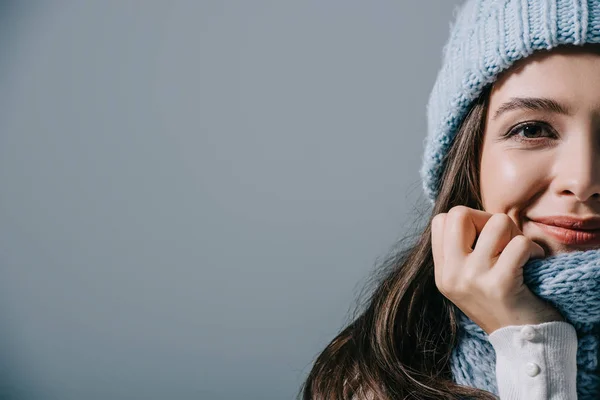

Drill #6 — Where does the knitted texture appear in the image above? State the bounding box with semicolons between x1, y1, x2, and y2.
421;0;600;203
450;248;600;399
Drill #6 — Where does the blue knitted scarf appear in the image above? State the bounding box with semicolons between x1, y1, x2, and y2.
449;248;600;400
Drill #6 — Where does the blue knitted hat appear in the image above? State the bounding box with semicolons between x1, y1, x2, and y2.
421;0;600;204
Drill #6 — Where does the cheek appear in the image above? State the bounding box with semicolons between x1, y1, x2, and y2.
480;149;547;210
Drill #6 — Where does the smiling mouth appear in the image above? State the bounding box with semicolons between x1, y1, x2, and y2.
531;221;600;246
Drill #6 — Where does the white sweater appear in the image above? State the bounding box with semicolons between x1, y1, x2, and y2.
349;321;578;399
488;321;578;399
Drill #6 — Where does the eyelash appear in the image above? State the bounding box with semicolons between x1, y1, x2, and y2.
502;121;558;144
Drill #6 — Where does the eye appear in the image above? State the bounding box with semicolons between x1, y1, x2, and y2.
503;121;557;143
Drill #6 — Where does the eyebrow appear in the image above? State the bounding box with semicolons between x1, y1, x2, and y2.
492;97;573;121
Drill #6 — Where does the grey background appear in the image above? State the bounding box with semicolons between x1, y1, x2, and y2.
0;1;462;399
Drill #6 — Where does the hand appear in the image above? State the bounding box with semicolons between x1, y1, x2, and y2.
431;206;565;335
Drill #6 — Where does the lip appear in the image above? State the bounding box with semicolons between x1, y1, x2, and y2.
529;215;600;230
529;218;600;245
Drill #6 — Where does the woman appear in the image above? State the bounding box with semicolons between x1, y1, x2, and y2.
299;0;600;399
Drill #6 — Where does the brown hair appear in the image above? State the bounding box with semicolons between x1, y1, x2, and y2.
298;85;497;400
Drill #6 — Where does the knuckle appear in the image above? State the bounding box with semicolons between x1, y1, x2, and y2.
431;213;446;230
448;205;470;220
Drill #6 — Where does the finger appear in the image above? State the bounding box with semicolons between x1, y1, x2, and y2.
443;206;494;261
431;213;446;281
492;234;545;281
472;213;521;262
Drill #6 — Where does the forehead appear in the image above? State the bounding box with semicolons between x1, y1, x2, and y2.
489;46;600;111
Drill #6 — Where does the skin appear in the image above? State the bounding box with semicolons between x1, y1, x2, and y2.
431;46;600;333
480;45;600;257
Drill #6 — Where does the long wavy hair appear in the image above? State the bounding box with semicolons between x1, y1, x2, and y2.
298;84;497;400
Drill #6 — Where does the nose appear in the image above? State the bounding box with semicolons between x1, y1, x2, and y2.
553;130;600;202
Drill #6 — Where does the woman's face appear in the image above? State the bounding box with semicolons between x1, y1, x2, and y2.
480;46;600;257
